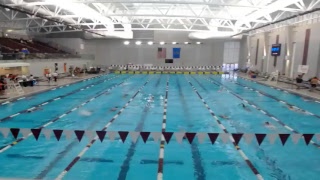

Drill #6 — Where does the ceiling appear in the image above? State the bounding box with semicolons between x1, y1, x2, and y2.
0;0;320;38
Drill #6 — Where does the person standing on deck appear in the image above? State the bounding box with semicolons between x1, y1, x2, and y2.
52;72;58;82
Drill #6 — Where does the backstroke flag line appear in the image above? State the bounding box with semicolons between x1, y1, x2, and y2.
173;48;181;58
157;48;166;58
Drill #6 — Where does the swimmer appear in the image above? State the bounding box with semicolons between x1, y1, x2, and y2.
110;106;119;111
123;94;129;98
264;121;275;129
239;103;251;111
219;115;230;120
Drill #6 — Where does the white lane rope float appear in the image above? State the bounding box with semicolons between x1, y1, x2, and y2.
55;76;153;179
185;76;264;180
203;76;320;148
0;75;122;123
157;75;169;180
0;75;136;153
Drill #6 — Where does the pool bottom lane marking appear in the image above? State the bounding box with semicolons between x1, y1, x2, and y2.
0;75;136;154
185;76;263;180
0;74;122;123
205;77;320;149
35;76;143;179
157;75;169;180
56;77;152;179
175;76;206;180
117;75;164;180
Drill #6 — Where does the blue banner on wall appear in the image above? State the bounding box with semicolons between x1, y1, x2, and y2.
173;48;181;59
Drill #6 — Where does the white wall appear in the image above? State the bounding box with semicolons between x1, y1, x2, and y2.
242;23;320;79
89;39;225;66
34;31;242;67
0;59;93;77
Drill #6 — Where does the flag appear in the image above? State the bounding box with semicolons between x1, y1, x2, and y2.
173;48;181;58
157;48;166;58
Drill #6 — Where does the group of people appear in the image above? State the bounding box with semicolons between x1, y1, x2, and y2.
45;72;58;82
296;74;319;91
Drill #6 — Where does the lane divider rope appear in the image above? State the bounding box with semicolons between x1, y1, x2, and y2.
55;76;153;179
0;74;107;106
204;76;320;149
157;75;169;180
185;76;264;180
227;78;320;119
0;75;135;153
0;75;121;123
238;76;320;103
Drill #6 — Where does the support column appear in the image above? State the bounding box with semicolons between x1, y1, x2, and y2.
263;32;270;73
285;26;294;77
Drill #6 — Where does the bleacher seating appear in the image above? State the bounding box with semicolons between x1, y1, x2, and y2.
0;37;67;54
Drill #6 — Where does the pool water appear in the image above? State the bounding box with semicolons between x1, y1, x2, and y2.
0;73;320;180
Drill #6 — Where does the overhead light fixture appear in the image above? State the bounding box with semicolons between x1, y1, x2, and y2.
160;41;165;45
135;41;142;45
5;34;8;37
196;42;201;44
6;29;12;32
184;42;189;44
5;8;10;12
124;41;130;45
172;42;177;44
148;41;153;45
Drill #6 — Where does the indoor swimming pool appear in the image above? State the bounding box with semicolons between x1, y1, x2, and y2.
0;73;320;180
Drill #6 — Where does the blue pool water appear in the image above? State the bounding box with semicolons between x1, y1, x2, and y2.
0;73;320;180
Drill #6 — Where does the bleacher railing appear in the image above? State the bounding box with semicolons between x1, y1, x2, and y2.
0;53;95;60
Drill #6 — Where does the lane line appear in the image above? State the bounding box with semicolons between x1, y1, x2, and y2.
237;76;320;103
56;77;152;179
204;77;320;148
186;76;263;180
176;76;206;180
117;75;163;180
0;75;121;123
229;79;320;119
157;75;169;180
0;74;106;105
0;75;135;154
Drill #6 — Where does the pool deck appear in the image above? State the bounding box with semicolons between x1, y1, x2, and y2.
0;73;104;103
237;73;320;101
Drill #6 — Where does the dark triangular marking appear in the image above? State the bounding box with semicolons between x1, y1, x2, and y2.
31;129;42;140
10;128;20;139
303;134;314;145
207;133;219;144
232;133;243;145
185;133;196;144
279;134;290;146
140;132;150;143
118;131;129;143
53;129;63;141
74;130;85;142
255;134;266;146
163;132;173;144
96;131;106;142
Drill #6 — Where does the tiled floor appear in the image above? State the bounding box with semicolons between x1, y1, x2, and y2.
237;73;320;100
0;74;102;102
